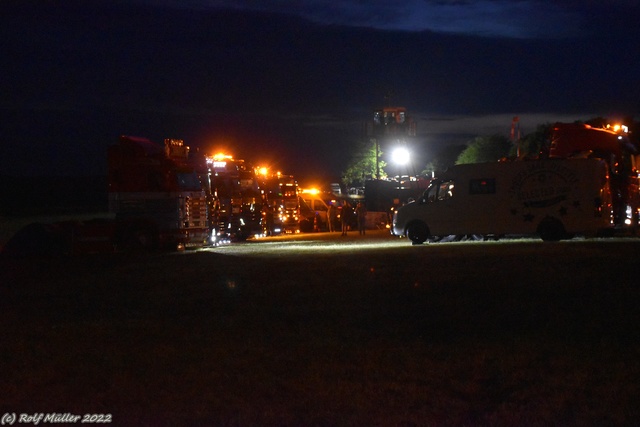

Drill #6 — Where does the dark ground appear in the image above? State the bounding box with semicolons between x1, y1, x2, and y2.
1;232;639;426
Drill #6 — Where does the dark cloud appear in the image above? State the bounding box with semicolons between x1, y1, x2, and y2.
134;0;595;38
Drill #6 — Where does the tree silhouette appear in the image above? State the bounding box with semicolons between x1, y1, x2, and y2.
511;123;553;158
421;144;466;175
456;135;512;164
342;139;386;187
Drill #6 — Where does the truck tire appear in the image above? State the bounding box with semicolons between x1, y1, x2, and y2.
537;216;567;242
406;221;429;245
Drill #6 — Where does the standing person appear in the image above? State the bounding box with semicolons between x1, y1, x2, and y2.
340;201;352;236
327;202;335;232
263;202;274;236
355;202;367;235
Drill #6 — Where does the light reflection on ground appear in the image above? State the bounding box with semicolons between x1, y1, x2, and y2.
197;229;548;256
198;230;640;256
203;230;407;254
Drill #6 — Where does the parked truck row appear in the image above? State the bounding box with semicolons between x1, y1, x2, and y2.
109;136;311;250
3;135;342;255
4;121;638;255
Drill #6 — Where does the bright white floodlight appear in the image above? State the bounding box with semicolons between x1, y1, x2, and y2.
391;147;410;165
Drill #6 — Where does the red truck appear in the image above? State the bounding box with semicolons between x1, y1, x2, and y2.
550;122;640;230
106;136;210;250
207;154;263;241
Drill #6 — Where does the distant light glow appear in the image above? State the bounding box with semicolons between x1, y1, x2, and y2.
301;188;320;195
392;147;410;165
607;123;629;134
211;153;233;161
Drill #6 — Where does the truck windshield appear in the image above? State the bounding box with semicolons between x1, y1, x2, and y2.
426;184;439;202
284;200;298;210
438;181;454;200
177;172;203;191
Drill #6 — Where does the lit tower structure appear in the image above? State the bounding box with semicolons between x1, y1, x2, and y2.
365;106;424;216
368;106;417;179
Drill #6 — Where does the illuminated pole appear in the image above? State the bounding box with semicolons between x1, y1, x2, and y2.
375;138;380;180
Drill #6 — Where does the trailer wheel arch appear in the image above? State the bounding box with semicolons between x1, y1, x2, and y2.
537;216;567;242
406;220;430;245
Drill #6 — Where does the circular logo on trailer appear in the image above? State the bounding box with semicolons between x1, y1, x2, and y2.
509;162;580;222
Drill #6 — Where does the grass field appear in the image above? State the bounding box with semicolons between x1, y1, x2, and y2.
1;232;639;425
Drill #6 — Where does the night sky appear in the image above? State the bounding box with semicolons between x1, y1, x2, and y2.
1;0;639;183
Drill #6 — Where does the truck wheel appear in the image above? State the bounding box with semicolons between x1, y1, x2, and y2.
406;221;429;245
537;217;566;242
